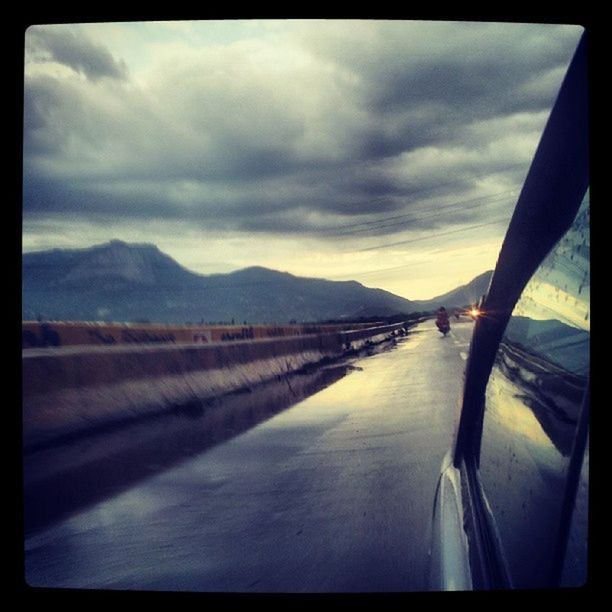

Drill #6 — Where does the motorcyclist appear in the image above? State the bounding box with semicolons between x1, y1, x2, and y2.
435;307;450;335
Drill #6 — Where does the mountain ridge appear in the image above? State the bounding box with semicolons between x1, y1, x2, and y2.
22;240;492;324
411;270;492;312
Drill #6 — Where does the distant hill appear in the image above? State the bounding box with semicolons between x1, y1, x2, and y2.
23;240;493;324
410;270;493;312
22;240;421;324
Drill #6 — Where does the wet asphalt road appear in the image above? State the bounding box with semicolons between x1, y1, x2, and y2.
24;319;474;593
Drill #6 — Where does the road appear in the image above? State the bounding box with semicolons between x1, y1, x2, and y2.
24;319;474;593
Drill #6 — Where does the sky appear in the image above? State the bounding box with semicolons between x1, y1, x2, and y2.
22;19;584;300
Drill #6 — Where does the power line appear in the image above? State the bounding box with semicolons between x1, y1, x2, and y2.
332;190;516;237
309;161;527;234
358;218;509;252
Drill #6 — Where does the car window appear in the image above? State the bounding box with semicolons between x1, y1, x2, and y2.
476;191;589;589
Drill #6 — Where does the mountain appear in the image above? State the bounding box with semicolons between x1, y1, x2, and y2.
410;270;493;312
22;240;421;324
23;240;199;290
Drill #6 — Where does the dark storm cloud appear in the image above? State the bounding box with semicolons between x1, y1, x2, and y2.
22;21;584;245
26;26;128;81
307;21;580;111
23;76;64;155
366;52;569;118
308;22;582;157
353;111;446;161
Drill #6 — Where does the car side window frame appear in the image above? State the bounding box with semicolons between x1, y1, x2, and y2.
451;32;590;589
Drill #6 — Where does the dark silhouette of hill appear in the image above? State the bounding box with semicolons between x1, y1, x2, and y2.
23;240;419;324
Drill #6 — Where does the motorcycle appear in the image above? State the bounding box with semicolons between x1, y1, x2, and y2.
436;320;450;336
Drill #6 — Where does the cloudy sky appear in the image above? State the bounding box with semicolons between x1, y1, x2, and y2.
22;19;584;299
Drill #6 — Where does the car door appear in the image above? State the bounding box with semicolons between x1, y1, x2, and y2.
472;192;590;588
429;31;590;591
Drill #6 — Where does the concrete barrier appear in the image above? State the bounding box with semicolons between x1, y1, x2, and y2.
21;320;383;349
22;322;407;449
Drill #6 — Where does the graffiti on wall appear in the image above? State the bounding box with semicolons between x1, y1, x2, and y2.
220;327;255;342
22;321;381;349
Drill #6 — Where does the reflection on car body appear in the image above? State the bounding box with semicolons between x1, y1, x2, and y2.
493;338;585;456
429;31;589;591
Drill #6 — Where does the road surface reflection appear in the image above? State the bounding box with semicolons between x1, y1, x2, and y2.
23;358;371;534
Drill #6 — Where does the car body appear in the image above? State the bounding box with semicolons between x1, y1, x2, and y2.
428;32;590;590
